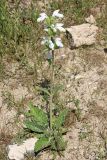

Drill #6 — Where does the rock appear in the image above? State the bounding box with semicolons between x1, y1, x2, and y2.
23;138;37;154
66;23;98;48
8;138;38;160
85;15;96;24
8;144;25;160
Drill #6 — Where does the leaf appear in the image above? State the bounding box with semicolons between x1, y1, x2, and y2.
54;109;68;129
35;136;50;152
25;120;44;133
29;103;49;126
51;135;67;151
36;86;50;96
60;127;68;134
56;137;67;151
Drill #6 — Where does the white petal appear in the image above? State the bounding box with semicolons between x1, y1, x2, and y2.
40;13;47;17
55;38;63;48
53;27;57;32
55;23;65;32
52;10;64;18
56;23;64;27
37;17;45;22
58;27;65;32
37;17;42;22
44;28;49;32
37;13;48;22
52;10;60;17
41;38;55;50
51;24;57;32
49;40;54;50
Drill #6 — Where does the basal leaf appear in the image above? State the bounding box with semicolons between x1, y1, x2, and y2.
35;136;50;152
51;136;67;151
56;137;67;151
25;120;44;133
54;109;68;129
29;103;49;126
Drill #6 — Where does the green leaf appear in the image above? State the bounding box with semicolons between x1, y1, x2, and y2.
36;86;50;96
60;127;68;134
29;103;48;126
56;137;67;151
35;136;50;152
51;136;67;151
25;120;44;133
54;109;68;129
35;86;50;102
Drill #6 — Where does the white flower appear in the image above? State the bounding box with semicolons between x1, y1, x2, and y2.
44;23;65;33
52;10;64;18
51;24;57;32
55;38;63;48
55;23;65;32
41;37;55;50
37;13;48;22
44;28;49;32
49;40;55;50
44;24;57;33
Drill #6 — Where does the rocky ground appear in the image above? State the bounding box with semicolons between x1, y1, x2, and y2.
0;0;107;160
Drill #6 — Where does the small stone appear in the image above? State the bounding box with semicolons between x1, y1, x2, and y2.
8;137;38;160
8;144;25;160
85;15;96;24
24;138;38;154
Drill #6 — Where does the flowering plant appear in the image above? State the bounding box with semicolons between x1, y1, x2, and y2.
37;10;65;51
25;10;68;157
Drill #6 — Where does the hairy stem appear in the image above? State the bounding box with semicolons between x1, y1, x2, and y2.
49;50;55;129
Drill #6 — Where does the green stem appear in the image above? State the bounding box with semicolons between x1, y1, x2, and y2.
49;50;55;129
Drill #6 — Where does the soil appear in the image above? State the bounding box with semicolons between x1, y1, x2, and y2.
1;44;107;160
1;1;107;160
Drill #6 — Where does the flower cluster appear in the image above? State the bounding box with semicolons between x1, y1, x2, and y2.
37;10;65;50
41;37;63;50
37;10;64;22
